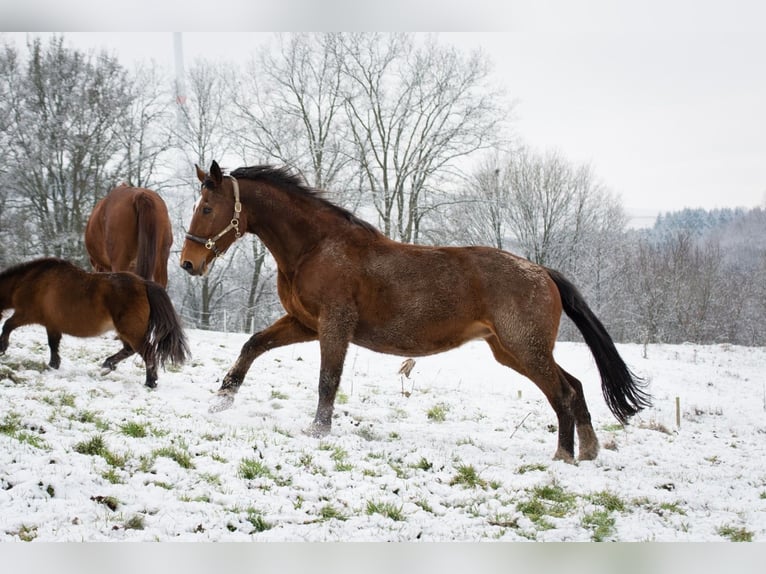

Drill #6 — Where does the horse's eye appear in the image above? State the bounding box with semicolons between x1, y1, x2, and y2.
202;206;212;215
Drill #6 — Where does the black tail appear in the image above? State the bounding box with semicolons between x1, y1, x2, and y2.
546;268;651;424
134;192;159;283
142;282;190;369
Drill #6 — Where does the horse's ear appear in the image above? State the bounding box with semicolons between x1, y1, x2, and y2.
210;161;223;186
195;164;206;184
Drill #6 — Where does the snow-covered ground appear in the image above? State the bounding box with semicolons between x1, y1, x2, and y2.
1;324;764;542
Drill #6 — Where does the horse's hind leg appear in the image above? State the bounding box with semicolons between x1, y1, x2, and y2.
559;367;599;460
101;342;135;373
46;329;62;369
486;335;577;463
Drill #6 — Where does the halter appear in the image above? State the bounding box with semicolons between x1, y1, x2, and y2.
185;175;242;256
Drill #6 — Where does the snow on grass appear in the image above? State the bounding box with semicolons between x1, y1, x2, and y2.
1;324;765;541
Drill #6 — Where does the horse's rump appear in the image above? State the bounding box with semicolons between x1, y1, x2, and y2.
85;185;173;287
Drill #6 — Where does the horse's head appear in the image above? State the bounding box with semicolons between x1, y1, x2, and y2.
180;160;244;276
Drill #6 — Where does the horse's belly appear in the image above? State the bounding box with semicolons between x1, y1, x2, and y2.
353;319;491;357
64;318;115;338
46;301;115;338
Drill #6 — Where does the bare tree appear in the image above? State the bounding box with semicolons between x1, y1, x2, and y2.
113;62;175;190
232;34;353;194
339;33;505;242
0;36;131;264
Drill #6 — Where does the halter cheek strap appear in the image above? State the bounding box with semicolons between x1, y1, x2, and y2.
185;175;242;256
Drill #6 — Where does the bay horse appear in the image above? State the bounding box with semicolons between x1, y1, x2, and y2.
85;184;173;287
180;161;650;462
0;258;189;388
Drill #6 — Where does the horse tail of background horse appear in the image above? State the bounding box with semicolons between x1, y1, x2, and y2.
545;267;651;424
141;281;190;369
134;191;160;284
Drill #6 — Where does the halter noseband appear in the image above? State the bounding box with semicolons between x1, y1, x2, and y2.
185;175;242;256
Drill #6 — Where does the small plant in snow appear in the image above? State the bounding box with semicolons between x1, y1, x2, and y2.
450;464;487;489
238;457;273;480
582;509;615;541
153;445;194;469
319;504;348;521
717;524;753;542
366;499;405;521
427;402;449;422
120;421;148;438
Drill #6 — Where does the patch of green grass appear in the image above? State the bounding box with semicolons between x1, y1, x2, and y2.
17;524;38;542
73;435;128;467
319;504;347;521
449;464;487;489
0;412;22;435
102;468;123;484
413;457;433;471
153;445;194;469
427;402;449;422
717;524;753;542
366;500;405;522
58;392;76;408
270;389;289;400
124;515;145;530
330;446;353;472
583;509;616;541
588;490;625;512
120;421;148;438
238;457;273;480
0;413;48;449
74;435;107;456
246;508;272;533
516;463;547;474
517;483;577;529
415;499;433;514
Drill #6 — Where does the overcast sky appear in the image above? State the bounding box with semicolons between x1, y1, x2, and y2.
3;1;765;215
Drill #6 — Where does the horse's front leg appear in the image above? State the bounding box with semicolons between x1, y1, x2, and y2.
210;315;317;412
306;308;357;437
0;312;25;355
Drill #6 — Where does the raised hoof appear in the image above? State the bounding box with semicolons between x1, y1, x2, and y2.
303;422;331;438
209;392;236;413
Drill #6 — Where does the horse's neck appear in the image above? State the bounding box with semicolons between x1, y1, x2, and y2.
245;185;323;273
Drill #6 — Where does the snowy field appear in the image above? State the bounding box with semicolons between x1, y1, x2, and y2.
1;323;765;542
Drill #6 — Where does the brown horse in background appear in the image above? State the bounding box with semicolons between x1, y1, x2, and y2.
85;184;173;287
180;161;650;462
0;258;189;388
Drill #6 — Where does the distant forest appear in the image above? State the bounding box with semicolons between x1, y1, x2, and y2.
579;207;766;347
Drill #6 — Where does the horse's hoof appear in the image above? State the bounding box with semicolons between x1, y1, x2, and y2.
145;381;157;390
552;447;577;465
304;422;331;438
99;367;113;376
209;393;235;413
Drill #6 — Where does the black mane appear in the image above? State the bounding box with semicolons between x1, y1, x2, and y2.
230;165;379;234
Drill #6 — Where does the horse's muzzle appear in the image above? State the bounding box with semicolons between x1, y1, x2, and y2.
180;258;206;276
